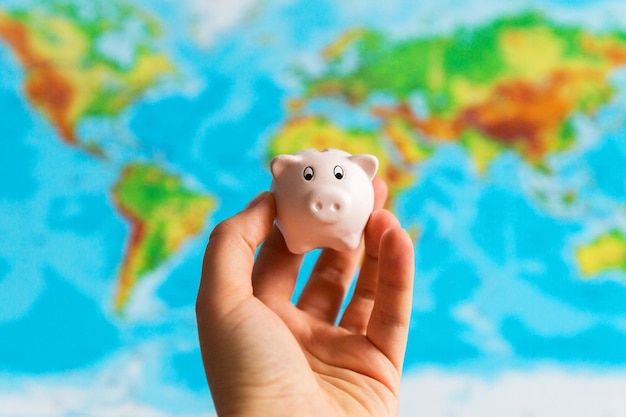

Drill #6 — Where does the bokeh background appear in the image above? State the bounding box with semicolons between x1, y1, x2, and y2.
1;0;626;415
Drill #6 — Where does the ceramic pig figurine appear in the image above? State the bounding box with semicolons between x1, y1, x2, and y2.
270;148;378;254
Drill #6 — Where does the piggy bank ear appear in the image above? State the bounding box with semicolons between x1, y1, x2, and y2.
270;154;300;179
350;154;378;180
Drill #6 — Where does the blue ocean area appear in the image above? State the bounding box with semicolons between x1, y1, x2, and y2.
585;130;626;203
0;90;37;200
399;140;626;370
0;268;120;373
128;69;284;223
170;349;208;392
502;318;626;364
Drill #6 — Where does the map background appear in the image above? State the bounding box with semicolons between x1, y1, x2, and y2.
1;0;625;416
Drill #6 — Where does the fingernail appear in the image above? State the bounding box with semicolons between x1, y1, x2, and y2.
245;191;268;210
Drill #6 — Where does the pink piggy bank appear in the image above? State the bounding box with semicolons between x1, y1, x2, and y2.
270;148;379;254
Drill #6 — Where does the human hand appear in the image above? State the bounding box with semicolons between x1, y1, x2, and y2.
196;178;414;417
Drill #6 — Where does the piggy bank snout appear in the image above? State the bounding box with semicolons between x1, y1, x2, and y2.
307;189;351;224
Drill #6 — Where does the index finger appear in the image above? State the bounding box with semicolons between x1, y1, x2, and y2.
197;192;276;319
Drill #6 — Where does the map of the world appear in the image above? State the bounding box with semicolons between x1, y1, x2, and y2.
1;0;625;415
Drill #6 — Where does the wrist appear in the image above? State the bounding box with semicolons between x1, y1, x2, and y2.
217;395;329;417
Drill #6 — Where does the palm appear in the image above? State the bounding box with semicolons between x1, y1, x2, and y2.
197;181;414;417
210;286;404;417
286;306;400;416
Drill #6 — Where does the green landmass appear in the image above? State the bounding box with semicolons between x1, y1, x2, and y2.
293;12;626;167
0;0;173;145
112;163;215;311
307;13;622;113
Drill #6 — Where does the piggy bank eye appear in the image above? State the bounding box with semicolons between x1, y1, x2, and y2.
303;166;314;181
333;165;344;180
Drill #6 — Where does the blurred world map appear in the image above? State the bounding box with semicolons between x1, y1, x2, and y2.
1;0;625;415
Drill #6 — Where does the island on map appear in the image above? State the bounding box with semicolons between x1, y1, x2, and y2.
112;163;215;312
576;230;626;278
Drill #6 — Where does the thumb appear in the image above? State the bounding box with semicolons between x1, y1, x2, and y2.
197;191;275;317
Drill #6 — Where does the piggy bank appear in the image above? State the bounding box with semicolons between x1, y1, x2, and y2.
270;148;378;254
